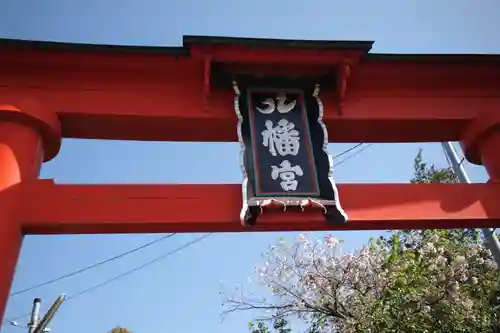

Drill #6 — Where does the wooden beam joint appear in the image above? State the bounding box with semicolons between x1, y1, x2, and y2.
203;54;213;113
336;62;352;115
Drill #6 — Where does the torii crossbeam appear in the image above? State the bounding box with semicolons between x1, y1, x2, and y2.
1;36;500;325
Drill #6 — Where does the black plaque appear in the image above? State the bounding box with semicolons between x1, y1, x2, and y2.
233;78;347;227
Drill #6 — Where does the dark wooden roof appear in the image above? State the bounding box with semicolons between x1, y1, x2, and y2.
0;37;188;55
1;35;499;61
365;53;500;62
183;35;374;51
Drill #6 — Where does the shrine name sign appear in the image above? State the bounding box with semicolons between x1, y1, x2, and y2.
233;79;348;227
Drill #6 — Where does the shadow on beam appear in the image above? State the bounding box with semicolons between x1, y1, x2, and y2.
20;180;500;234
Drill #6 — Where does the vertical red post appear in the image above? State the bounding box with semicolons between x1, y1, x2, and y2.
461;112;500;182
0;102;60;328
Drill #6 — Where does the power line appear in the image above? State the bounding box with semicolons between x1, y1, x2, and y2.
10;233;177;297
332;143;364;160
333;144;374;167
66;234;211;301
5;143;368;322
6;233;211;322
11;143;366;297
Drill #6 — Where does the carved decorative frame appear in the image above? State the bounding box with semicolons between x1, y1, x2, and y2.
233;80;347;227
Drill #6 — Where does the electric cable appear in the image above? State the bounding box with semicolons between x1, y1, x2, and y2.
5;233;211;322
65;233;211;301
10;233;177;297
333;143;374;167
5;143;368;323
9;142;365;298
332;143;363;160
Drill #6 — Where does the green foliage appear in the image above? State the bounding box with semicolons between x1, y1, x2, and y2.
248;318;319;333
410;148;458;184
366;230;500;333
249;318;296;333
237;149;500;333
108;327;132;333
397;148;479;249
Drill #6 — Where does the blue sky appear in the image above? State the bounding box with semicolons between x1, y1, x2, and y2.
1;0;499;333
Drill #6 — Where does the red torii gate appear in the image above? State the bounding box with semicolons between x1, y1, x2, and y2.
1;36;500;325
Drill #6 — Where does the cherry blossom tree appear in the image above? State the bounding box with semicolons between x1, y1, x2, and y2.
223;150;500;332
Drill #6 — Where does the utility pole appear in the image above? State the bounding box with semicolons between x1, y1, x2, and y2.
441;142;500;267
28;298;41;333
32;294;66;333
8;295;66;333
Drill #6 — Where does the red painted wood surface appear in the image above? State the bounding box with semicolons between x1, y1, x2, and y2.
0;40;499;146
1;36;500;327
20;180;500;234
0;122;45;324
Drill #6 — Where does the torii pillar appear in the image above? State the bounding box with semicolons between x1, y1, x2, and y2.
1;36;500;327
0;101;61;323
2;98;500;327
462;112;500;183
